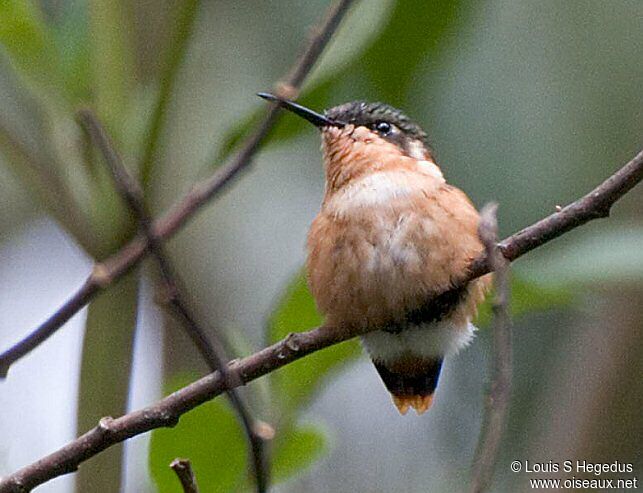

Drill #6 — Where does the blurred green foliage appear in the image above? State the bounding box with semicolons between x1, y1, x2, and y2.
215;0;467;164
150;373;328;492
270;425;327;483
475;276;573;328
50;0;92;102
0;0;62;95
150;376;247;492
520;223;643;288
150;270;358;491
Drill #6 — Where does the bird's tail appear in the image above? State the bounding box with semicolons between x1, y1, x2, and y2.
373;358;443;415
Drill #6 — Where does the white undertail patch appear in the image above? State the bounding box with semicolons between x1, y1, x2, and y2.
360;319;476;364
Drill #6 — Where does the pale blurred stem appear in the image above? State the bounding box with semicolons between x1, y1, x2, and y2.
76;272;139;493
470;204;513;493
79;109;270;493
140;0;200;186
75;2;137;491
89;0;135;134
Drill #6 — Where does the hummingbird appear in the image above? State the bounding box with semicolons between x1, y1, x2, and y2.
259;93;491;415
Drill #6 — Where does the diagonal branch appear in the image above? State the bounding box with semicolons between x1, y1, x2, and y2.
77;110;270;493
471;149;643;276
0;149;640;493
469;203;513;493
0;0;357;378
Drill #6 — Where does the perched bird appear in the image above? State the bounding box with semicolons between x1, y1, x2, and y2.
259;93;491;415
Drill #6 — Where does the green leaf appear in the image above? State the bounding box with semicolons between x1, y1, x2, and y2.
269;272;324;335
210;0;393;165
271;425;327;483
302;0;394;89
139;0;200;186
149;374;247;493
360;0;467;106
0;0;62;91
267;272;360;413
213;0;469;165
475;276;573;327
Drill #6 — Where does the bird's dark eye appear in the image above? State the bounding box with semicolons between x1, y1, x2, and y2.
374;121;392;135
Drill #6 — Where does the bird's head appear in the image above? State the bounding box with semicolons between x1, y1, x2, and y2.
258;93;439;191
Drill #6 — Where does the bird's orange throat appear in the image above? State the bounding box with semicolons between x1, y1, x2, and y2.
321;125;438;195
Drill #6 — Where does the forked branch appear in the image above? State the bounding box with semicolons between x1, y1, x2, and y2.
77;110;270;493
1;149;640;493
0;0;357;378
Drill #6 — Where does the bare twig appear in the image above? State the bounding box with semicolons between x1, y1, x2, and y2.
471;149;643;276
0;280;98;378
0;151;641;493
77;111;270;493
170;458;200;493
469;203;512;493
0;0;357;378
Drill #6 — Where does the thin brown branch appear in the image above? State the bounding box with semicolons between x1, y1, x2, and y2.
0;280;98;378
0;327;340;493
0;0;357;378
170;458;200;493
470;148;643;277
0;150;641;493
469;203;512;493
77;110;270;493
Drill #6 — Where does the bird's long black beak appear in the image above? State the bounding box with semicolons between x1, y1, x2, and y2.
258;92;343;128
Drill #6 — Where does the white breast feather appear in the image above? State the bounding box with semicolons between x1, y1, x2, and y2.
326;171;411;216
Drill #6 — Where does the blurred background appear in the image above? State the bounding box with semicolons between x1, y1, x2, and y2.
0;0;641;492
